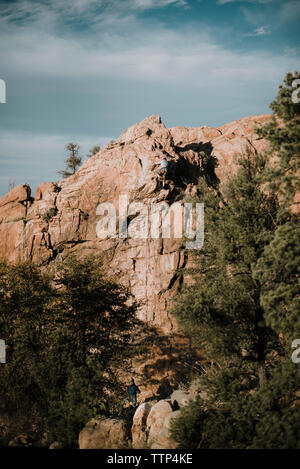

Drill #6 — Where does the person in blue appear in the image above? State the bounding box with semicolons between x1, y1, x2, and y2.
122;378;140;408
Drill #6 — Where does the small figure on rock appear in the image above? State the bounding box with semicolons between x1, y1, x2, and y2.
122;378;140;409
158;158;169;188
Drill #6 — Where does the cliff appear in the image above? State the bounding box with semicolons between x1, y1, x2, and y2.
0;113;271;333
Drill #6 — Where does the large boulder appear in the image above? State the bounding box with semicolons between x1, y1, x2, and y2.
0;184;32;262
0;184;31;210
146;400;173;446
0;183;31;222
131;402;153;448
78;417;130;449
131;399;182;449
150;410;181;449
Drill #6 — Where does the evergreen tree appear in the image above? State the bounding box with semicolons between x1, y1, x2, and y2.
170;72;300;449
254;221;300;344
0;256;138;447
173;150;278;381
87;144;101;157
0;261;54;439
58;143;82;178
256;71;300;217
52;255;137;366
253;71;300;346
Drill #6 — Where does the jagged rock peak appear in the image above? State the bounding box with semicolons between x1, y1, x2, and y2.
118;115;167;144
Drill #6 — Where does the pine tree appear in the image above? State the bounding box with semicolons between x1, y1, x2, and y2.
58;143;82;178
52;255;138;365
256;71;300;217
253;71;300;346
87;144;101;158
173;149;278;381
170;72;300;449
254;222;300;343
0;256;138;447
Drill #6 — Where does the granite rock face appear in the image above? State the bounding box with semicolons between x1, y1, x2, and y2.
131;402;152;448
0;114;271;332
78;417;130;449
146;400;173;446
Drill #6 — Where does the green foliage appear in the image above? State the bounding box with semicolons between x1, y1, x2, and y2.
170;398;205;449
173;149;278;364
0;256;137;447
254;221;300;342
53;255;138;366
58;143;82;178
171;72;300;449
256;71;300;217
253;72;300;347
247;359;300;449
42;207;57;222
87;145;101;158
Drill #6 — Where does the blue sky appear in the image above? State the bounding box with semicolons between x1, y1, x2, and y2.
0;0;299;196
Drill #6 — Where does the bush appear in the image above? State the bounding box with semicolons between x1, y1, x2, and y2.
42;207;57;222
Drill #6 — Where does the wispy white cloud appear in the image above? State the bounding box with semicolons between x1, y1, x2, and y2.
241;0;300;26
132;0;188;8
0;0;188;20
246;25;271;36
0;1;293;86
283;46;300;57
0;0;297;196
217;0;273;4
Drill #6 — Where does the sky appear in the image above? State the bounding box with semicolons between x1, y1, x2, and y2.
0;0;299;197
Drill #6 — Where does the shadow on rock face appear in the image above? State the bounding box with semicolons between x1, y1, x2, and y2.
156;378;173;400
174;141;220;189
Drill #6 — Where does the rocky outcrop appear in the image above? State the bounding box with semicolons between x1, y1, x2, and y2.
130;389;198;449
78;392;193;449
146;400;173;446
78;417;130;449
169;113;270;187
131;384;206;449
0;114;271;332
149;410;181;449
131;402;152;448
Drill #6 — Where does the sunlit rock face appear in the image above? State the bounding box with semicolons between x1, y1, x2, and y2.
0;114;271;333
